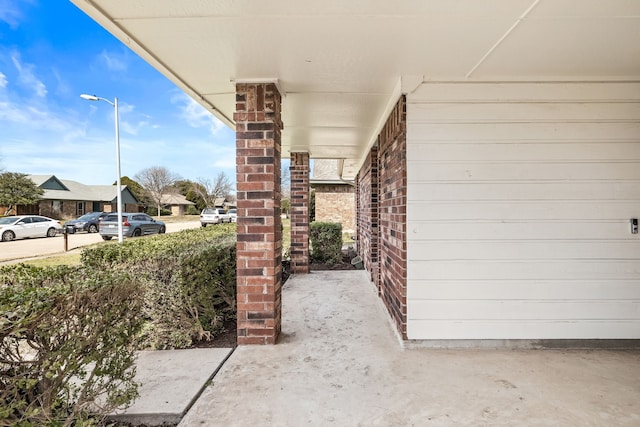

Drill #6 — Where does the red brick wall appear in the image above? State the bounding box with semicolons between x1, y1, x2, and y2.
377;97;407;339
356;146;379;288
290;152;310;274
234;82;283;345
356;96;407;339
314;184;355;234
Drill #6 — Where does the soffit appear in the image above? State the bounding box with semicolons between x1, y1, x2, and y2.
71;0;640;180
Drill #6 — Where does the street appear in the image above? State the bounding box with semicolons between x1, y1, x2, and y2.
0;221;200;264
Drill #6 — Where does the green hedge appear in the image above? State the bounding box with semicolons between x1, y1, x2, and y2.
81;224;237;350
0;265;145;426
0;225;238;424
310;222;343;265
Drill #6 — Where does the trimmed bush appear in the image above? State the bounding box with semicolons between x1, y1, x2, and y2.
0;264;144;426
310;222;343;265
145;207;172;216
186;205;200;215
81;224;237;350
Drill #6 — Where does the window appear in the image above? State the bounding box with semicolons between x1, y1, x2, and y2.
77;202;85;216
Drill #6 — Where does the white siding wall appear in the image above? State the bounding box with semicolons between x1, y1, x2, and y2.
406;82;640;340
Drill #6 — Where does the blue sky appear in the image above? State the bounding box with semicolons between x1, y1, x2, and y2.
0;0;237;185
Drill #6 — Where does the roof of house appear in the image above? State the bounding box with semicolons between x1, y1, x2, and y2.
310;160;351;186
29;175;140;204
161;193;194;206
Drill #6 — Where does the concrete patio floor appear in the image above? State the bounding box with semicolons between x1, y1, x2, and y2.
180;270;640;426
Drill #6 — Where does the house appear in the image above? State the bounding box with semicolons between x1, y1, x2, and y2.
72;1;640;346
310;160;355;235
213;197;236;211
15;175;140;219
160;193;195;216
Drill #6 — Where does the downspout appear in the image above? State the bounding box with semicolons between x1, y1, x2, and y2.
337;159;356;186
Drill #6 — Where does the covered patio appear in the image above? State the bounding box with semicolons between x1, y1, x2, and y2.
179;270;640;425
71;0;640;346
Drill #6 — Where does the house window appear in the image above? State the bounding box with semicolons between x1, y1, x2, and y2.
77;202;85;216
52;200;62;214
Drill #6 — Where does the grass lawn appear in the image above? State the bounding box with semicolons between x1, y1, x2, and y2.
152;214;200;223
21;253;82;267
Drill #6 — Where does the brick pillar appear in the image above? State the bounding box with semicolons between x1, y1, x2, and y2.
234;83;283;345
290;152;310;274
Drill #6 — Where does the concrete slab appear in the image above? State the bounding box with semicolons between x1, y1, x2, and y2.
109;347;234;426
180;270;640;426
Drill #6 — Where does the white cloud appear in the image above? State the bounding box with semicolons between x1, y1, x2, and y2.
118;103;135;114
0;72;7;88
121;119;152;136
99;50;127;72
0;98;75;134
171;92;225;136
0;0;23;28
51;68;70;96
11;52;47;97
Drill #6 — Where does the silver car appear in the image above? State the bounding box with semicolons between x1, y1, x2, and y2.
99;213;166;241
0;215;62;242
64;211;108;233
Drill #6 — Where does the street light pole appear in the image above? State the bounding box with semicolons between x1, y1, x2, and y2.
80;94;124;243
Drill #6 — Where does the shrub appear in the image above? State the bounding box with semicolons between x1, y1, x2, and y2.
0;264;144;426
145;207;172;216
81;224;237;350
185;205;200;215
310;222;343;265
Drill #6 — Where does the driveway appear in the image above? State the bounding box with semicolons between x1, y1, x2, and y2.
0;221;200;264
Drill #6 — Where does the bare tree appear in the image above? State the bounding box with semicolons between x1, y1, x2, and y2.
135;166;180;217
195;171;233;208
281;160;291;200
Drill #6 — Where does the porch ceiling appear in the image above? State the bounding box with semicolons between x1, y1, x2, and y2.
71;0;640;180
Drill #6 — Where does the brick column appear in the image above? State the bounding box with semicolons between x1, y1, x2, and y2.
290;152;310;274
235;83;282;345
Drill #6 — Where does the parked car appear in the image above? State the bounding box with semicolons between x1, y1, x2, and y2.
64;211;108;233
98;213;166;240
0;215;62;242
200;208;231;226
228;208;237;223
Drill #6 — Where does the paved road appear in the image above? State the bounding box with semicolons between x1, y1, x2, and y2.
0;221;201;264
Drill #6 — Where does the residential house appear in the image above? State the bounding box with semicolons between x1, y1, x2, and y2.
16;175;140;220
73;1;640;346
161;193;195;216
214;197;236;211
310;160;355;235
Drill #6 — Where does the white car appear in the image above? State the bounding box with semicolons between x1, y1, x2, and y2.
0;215;62;242
228;208;237;223
200;208;231;226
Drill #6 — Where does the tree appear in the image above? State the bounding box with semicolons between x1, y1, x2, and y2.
135;166;180;218
0;172;44;216
281;160;291;200
281;161;291;217
185;189;206;211
172;179;207;211
172;179;195;196
116;176;149;207
195;172;233;208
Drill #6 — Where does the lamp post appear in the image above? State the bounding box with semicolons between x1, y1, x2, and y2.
80;94;123;243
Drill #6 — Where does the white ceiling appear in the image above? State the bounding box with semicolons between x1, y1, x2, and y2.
71;0;640;179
